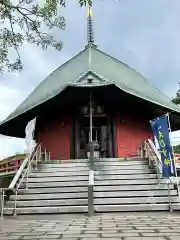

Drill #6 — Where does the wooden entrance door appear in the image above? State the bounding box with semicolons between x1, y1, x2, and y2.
75;116;113;159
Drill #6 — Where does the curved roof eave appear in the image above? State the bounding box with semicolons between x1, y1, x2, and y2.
1;77;180;128
114;83;180;114
0;84;69;126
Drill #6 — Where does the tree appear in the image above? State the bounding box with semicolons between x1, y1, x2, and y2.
0;0;92;73
174;145;180;154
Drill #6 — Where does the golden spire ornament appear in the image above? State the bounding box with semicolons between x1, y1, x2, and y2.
87;4;94;44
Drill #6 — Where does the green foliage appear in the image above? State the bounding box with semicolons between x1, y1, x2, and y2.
78;0;92;6
0;0;91;73
172;97;180;105
0;153;26;164
174;145;180;153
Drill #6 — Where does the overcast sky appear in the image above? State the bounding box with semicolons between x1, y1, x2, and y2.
1;0;180;159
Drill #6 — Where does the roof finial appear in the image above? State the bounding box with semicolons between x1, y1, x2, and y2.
87;3;95;45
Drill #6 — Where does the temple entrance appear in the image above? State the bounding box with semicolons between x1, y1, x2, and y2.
74;101;114;159
78;117;108;158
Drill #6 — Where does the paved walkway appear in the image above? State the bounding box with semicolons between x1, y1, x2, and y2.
0;212;180;239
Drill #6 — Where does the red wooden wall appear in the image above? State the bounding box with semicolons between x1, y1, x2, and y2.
36;111;153;160
37;117;70;160
115;113;152;158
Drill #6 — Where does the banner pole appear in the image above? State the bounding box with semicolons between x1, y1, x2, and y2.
167;113;180;200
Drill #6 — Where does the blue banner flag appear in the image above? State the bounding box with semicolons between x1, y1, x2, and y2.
150;114;175;178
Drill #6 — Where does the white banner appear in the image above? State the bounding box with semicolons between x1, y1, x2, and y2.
25;117;37;154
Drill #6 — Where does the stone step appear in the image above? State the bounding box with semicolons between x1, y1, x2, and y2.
10;190;176;201
37;165;150;172
10;192;88;200
18;186;88;194
170;203;180;210
94;190;177;198
94;203;176;212
37;166;89;172
26;179;166;188
7;198;88;207
37;161;148;169
93;184;174;191
25;174;157;183
25;175;89;182
17;184;174;195
39;158;144;164
95;169;154;175
94;173;157;180
43;159;89;164
94;179;166;186
29;171;89;177
94;160;148;166
26;180;88;188
4;203;180;215
38;163;90;168
29;169;154;177
93;164;149;170
94;196;179;205
11;195;177;208
3;206;88;215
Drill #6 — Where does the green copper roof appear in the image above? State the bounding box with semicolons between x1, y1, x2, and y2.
1;45;180;132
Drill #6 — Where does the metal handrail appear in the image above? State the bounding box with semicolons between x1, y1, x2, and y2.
167;178;173;211
144;139;162;182
0;143;42;219
142;139;175;211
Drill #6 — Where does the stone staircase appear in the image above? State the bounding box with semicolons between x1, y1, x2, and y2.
4;160;89;215
3;158;180;215
93;159;179;212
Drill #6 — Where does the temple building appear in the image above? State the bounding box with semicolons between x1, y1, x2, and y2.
1;7;180;161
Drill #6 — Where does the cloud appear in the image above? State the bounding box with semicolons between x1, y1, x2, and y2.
171;131;180;146
0;85;23;121
0;135;26;160
0;85;26;160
